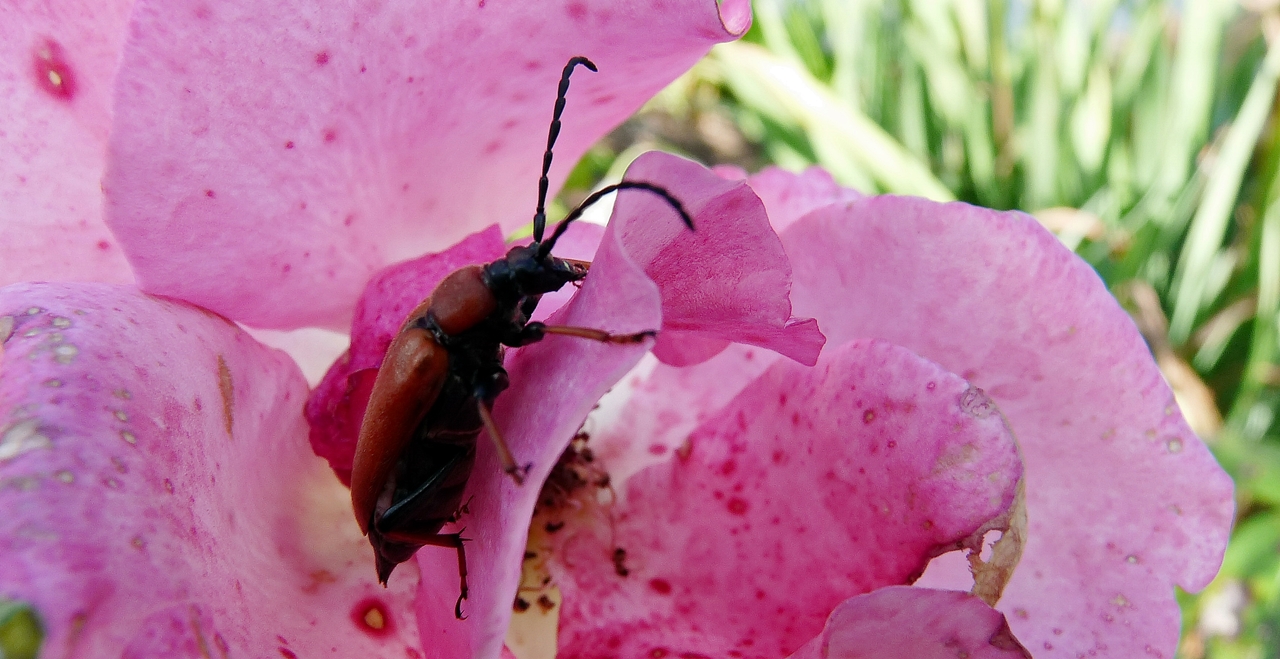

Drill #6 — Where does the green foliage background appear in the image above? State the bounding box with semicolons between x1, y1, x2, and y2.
555;0;1280;655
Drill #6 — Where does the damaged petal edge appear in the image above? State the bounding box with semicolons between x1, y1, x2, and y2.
969;479;1028;607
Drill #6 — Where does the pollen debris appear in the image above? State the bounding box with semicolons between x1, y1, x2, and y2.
520;429;617;621
612;547;630;577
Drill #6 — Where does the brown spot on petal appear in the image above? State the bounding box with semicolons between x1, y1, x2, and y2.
32;39;77;101
217;355;234;438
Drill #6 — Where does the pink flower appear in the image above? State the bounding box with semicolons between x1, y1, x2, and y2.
0;2;1233;659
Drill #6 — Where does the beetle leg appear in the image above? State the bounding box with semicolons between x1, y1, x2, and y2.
477;400;530;485
504;322;656;348
561;258;591;271
382;530;470;620
538;323;657;344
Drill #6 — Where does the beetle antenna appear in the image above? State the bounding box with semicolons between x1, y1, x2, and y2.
533;56;598;244
537;181;695;259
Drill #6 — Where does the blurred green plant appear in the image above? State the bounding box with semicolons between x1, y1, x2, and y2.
555;0;1280;655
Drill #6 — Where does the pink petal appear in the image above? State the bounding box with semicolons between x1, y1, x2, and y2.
745;166;863;234
617;152;825;366
781;195;1235;658
305;225;507;483
243;326;351;387
0;0;135;286
0;283;423;657
550;340;1022;658
787;587;1030;659
589;345;783;487
104;0;750;329
305;154;828;656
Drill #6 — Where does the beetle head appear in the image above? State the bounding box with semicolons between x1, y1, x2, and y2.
483;244;588;302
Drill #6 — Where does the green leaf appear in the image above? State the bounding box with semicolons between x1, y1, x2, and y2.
1170;37;1280;343
713;41;953;200
0;600;42;659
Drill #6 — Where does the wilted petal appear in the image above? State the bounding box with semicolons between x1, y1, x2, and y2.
782;195;1235;658
105;0;750;329
787;587;1030;659
0;1;135;286
549;340;1022;658
617;152;825;366
0;283;421;657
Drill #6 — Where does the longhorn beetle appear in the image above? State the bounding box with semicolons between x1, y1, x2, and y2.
349;56;694;618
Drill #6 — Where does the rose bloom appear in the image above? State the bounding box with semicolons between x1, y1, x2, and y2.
0;1;1233;659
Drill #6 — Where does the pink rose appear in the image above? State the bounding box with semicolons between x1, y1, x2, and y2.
0;1;1232;658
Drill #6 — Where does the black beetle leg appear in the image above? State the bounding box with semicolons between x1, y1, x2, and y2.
477;400;528;485
383;530;470;619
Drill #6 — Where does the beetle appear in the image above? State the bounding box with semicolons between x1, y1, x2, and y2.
349;56;694;618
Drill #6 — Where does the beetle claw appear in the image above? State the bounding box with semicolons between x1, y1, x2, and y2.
455;589;469;620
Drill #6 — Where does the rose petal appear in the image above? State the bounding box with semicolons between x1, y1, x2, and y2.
589;345;782;487
244;326;350;386
0;0;135;286
745;166;863;234
105;0;750;329
616;152;825;366
304;224;506;483
0;283;422;657
787;587;1030;659
551;340;1022;658
781;195;1235;658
